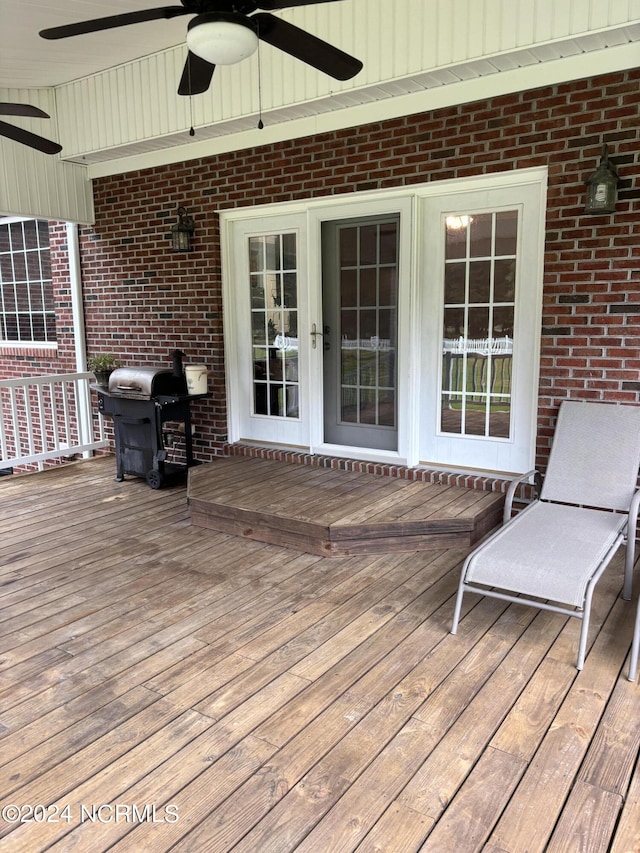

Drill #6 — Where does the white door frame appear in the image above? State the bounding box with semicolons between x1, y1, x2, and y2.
219;166;547;474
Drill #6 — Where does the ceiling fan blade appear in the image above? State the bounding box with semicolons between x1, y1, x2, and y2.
178;52;216;96
0;121;62;155
254;13;362;80
258;1;343;8
0;103;50;119
39;7;188;40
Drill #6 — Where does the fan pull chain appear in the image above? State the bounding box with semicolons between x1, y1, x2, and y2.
257;38;264;130
187;56;195;136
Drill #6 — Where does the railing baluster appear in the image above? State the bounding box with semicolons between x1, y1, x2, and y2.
60;380;71;451
9;386;20;460
0;373;109;469
0;389;8;462
48;381;60;456
26;385;39;468
38;383;49;469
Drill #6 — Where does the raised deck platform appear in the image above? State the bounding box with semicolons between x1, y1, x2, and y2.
188;456;505;556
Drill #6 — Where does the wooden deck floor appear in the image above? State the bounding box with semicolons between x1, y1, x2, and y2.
188;456;505;555
0;457;639;853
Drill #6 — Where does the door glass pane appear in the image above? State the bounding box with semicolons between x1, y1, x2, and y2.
495;211;518;255
469;213;493;257
445;216;469;259
441;210;517;439
282;233;297;268
469;261;491;303
444;263;465;304
248;233;299;419
341;269;358;306
283;273;297;309
494;259;516;303
340;228;358;265
338;221;398;430
378;390;395;427
379;267;397;305
360;225;378;265
359;268;377;306
379;222;398;264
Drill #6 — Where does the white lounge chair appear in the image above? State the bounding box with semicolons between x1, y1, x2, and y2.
451;400;640;671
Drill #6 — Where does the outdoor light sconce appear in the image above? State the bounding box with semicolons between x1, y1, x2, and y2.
584;143;619;215
171;207;195;252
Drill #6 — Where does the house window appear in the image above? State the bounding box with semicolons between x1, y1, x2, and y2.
0;219;56;343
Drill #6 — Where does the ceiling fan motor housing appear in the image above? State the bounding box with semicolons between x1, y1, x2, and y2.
186;12;259;65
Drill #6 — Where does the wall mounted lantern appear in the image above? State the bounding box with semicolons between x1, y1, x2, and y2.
584;143;619;215
171;207;195;251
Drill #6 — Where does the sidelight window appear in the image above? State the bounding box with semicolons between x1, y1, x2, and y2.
440;210;517;439
249;232;299;418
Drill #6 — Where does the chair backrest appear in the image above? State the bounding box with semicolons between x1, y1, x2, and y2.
541;401;640;511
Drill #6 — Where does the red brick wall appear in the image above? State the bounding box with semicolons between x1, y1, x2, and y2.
3;68;639;472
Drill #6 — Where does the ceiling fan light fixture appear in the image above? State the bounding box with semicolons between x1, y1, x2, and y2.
186;13;259;66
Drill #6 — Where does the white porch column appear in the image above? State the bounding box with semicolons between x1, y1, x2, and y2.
67;221;92;456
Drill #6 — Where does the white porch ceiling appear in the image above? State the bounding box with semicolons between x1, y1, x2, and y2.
0;1;189;88
0;0;639;180
3;0;640;95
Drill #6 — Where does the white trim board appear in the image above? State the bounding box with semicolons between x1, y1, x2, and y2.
86;41;638;179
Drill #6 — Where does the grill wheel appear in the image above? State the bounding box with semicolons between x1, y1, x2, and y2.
146;470;165;490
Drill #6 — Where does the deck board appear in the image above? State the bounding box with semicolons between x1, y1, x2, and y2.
188;457;505;555
0;457;639;852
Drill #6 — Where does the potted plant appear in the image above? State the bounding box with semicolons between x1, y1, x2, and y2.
87;353;121;388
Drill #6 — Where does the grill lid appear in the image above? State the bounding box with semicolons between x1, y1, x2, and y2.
108;366;186;398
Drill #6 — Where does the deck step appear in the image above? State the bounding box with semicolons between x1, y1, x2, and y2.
188;457;505;556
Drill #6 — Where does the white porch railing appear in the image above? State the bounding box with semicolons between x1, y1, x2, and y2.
0;372;109;471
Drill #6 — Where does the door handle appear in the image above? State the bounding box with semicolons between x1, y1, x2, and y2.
310;323;323;349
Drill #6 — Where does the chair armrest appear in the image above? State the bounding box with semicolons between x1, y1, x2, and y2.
622;488;640;600
503;469;541;524
627;488;640;540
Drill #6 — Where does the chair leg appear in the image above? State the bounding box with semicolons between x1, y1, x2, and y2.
623;537;635;601
629;599;640;682
576;619;588;671
450;581;466;635
576;595;594;671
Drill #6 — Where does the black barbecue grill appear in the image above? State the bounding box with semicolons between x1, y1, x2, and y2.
96;352;209;489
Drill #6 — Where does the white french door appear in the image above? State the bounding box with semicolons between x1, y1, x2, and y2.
224;213;310;448
321;215;400;452
221;168;546;474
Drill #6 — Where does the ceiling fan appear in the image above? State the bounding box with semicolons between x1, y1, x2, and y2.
40;1;363;97
0;103;62;154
